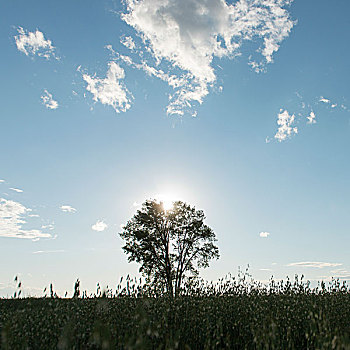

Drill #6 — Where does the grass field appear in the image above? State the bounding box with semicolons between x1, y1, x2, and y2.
1;275;350;349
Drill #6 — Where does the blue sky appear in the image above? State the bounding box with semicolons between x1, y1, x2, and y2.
1;0;350;296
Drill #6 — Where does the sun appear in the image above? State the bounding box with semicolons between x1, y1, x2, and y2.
151;186;190;211
162;199;174;211
155;192;178;211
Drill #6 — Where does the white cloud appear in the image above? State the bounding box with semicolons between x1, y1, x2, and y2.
41;224;54;230
41;90;59;110
32;250;65;254
259;231;270;238
92;220;108;232
14;27;59;60
9;187;23;193
120;36;136;50
82;62;133;113
274;110;298;142
0;198;51;240
0;179;5;183
319;96;330;104
287;262;342;269
119;0;295;116
60;205;77;213
268;93;350;141
329;269;350;279
113;50;187;89
306;111;316;124
318;96;349;111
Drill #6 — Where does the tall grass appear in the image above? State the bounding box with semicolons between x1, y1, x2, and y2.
1;273;350;349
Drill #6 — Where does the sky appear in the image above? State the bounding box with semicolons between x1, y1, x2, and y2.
1;0;350;297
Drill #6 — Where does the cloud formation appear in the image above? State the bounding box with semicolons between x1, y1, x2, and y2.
92;220;108;232
318;96;349;110
41;224;54;230
0;198;51;239
259;231;270;238
119;0;295;115
269;91;350;143
41;90;59;110
60;205;77;213
32;250;65;254
269;92;350;142
9;187;23;193
14;27;59;60
306;111;316;124
287;262;342;269
319;96;330;104
329;268;350;279
274;110;298;142
120;36;136;50
82;62;133;113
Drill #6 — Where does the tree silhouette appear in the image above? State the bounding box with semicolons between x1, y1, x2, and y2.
119;199;219;297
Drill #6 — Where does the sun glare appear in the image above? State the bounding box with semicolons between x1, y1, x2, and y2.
156;192;179;211
162;199;174;211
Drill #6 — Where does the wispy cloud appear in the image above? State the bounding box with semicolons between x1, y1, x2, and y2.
41;90;59;110
120;36;135;50
269;93;350;142
32;250;65;254
319;96;348;111
92;220;108;232
0;198;51;240
60;205;77;213
41;224;54;230
329;268;350;279
274;110;298;142
118;0;295;116
287;262;342;268
14;27;59;60
319;96;330;104
9;187;23;193
0;179;5;183
306;111;316;124
259;231;270;238
81;62;133;113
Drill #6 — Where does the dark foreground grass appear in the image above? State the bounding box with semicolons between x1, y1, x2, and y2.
1;276;350;349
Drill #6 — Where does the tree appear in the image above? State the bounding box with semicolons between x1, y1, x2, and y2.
119;199;219;297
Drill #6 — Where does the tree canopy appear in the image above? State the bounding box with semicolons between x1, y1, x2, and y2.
119;199;219;297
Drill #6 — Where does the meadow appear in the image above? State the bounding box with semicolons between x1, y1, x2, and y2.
1;274;350;349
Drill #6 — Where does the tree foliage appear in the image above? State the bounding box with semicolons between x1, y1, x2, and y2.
119;199;219;296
